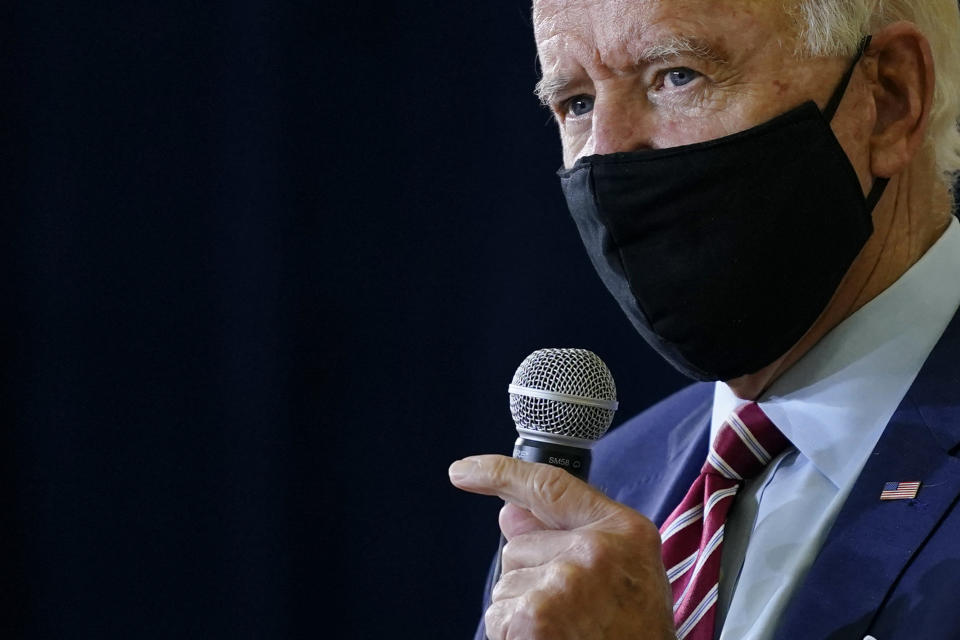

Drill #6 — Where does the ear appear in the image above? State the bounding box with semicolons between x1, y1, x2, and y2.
866;22;935;178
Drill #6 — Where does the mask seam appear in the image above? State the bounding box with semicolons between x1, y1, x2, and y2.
587;168;716;381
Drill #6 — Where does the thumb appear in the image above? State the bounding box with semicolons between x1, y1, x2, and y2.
449;454;627;531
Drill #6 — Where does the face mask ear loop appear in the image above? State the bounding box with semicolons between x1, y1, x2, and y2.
822;35;889;213
822;35;872;123
865;176;890;212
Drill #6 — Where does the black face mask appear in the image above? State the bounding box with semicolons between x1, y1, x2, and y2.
558;37;887;381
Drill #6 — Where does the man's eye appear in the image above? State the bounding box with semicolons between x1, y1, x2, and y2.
665;68;700;88
565;95;595;117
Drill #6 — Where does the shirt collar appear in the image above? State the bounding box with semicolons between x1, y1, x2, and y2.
712;216;960;488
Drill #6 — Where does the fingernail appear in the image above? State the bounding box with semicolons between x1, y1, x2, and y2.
449;459;478;482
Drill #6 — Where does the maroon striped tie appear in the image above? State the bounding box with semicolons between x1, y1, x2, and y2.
659;402;790;640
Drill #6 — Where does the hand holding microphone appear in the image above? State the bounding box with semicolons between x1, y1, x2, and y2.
449;349;675;640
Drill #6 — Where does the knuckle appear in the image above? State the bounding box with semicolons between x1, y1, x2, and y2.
490;573;509;602
513;591;561;640
530;464;571;507
569;529;612;567
490;565;525;602
625;512;662;547
484;456;513;490
484;600;510;640
500;539;519;569
546;560;583;592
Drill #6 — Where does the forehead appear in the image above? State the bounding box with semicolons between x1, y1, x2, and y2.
533;0;794;70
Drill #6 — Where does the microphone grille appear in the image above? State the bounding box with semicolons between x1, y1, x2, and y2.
509;348;617;442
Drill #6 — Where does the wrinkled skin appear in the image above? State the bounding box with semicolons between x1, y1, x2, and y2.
450;455;675;640
533;0;947;400
450;0;948;638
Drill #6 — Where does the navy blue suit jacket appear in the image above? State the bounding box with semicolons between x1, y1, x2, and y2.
475;310;960;639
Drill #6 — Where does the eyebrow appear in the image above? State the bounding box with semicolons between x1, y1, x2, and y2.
637;34;729;65
534;74;577;107
533;34;729;107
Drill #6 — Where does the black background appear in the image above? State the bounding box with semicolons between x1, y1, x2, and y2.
3;3;689;638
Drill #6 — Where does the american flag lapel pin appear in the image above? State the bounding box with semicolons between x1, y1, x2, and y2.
880;481;921;501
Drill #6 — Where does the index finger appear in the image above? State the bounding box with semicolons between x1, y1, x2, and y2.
448;454;624;530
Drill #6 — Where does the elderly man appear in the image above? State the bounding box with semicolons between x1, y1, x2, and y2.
451;0;960;639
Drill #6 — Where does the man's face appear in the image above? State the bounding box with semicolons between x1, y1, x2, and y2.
533;0;869;172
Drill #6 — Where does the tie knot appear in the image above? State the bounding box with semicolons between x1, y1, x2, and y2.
704;402;790;480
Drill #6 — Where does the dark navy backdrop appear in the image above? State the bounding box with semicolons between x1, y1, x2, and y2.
20;1;936;637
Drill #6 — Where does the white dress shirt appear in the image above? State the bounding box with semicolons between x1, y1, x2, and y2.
710;217;960;640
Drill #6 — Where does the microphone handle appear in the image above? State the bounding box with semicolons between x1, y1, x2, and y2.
511;437;591;482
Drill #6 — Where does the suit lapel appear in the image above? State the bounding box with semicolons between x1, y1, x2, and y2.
600;395;711;527
651;401;711;526
775;310;960;640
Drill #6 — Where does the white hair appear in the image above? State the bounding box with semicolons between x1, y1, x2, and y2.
787;0;960;190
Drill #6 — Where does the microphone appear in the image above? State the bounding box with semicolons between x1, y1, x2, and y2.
507;348;619;481
488;348;619;606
